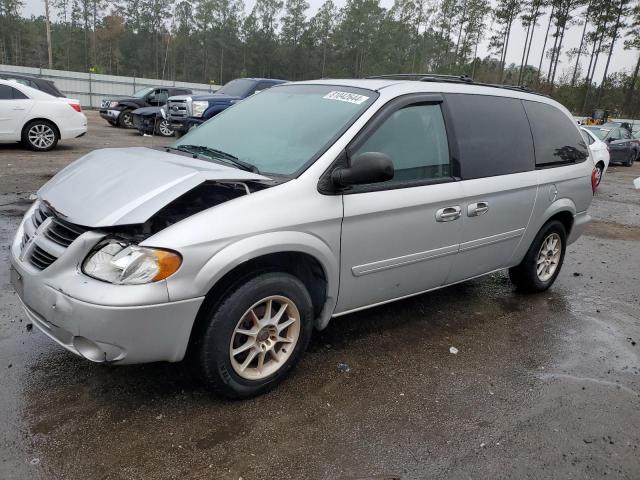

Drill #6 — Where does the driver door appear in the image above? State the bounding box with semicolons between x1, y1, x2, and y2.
606;128;628;163
335;95;464;314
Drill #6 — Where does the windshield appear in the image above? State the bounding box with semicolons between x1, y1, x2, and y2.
173;84;378;175
216;79;256;97
585;127;608;140
132;87;154;98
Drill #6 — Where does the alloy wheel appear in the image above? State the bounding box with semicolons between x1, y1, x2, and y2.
158;119;173;136
28;124;55;149
121;111;133;128
229;295;301;380
536;233;562;282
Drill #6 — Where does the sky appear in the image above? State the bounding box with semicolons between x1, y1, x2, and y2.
21;0;639;82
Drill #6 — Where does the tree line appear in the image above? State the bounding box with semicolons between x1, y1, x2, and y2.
1;0;640;116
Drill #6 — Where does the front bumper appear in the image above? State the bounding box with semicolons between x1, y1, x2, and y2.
169;117;203;133
99;109;121;123
133;115;156;135
9;209;205;364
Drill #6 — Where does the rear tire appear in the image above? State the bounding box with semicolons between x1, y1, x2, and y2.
22;120;59;151
595;163;604;186
509;220;567;293
194;272;314;399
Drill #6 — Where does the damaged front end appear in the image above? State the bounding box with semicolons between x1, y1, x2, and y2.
20;147;274;277
21;179;267;279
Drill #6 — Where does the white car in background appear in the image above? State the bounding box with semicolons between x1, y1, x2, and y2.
581;127;610;187
0;79;87;151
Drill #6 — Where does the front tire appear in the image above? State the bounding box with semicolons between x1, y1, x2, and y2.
118;109;134;128
509;220;567;292
22;120;59;151
195;272;314;399
155;118;174;137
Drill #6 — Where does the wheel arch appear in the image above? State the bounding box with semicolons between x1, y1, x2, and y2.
190;232;339;336
21;117;61;139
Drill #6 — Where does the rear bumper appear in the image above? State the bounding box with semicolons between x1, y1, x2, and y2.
567;211;591;245
10;252;204;365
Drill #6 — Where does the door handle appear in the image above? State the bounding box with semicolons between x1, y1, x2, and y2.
435;206;462;222
467;201;489;217
12;107;25;111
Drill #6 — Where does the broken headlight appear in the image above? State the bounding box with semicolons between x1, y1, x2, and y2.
82;240;181;285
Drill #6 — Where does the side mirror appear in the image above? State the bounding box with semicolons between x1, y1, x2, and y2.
606;137;614;143
331;152;394;187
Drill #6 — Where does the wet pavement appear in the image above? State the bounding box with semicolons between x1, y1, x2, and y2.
1;115;639;479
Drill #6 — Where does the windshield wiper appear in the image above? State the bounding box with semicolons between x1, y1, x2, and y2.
177;144;259;173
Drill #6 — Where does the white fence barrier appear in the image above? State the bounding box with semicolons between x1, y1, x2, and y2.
0;64;219;107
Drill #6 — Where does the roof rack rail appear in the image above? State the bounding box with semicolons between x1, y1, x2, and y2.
367;73;472;83
365;73;544;96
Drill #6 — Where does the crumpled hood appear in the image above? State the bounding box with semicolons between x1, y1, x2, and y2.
132;106;161;116
191;93;239;104
38;147;270;227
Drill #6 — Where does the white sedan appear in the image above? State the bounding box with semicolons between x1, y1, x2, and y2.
0;79;87;151
581;127;610;186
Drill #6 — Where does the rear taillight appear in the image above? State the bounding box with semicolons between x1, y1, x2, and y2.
69;103;82;112
591;167;598;194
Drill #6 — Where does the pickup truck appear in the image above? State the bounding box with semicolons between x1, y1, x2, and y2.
167;78;286;136
100;86;192;128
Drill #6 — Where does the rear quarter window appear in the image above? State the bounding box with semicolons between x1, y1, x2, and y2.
445;93;535;179
523;100;589;167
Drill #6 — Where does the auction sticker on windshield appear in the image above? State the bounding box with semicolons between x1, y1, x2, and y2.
323;91;370;105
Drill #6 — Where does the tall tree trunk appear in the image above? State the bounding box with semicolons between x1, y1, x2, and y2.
522;6;541;84
537;5;555;84
44;0;53;68
571;0;592;86
546;16;561;84
550;7;569;91
582;24;607;113
453;0;468;71
518;15;533;84
596;0;623;104
500;12;515;84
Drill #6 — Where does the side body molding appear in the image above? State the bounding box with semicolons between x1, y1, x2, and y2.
192;231;340;330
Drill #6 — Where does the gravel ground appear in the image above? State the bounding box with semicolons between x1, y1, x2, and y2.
0;111;639;479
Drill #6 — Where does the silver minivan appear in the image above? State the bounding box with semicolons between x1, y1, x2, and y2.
10;77;596;398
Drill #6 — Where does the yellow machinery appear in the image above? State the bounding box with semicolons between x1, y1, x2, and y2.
584;109;609;126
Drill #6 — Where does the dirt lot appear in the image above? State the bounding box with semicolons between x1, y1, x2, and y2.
1;111;639;479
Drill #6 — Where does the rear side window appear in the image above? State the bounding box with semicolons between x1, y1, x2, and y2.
0;85;27;99
445;94;535;179
0;85;11;99
581;130;594;146
523;100;588;167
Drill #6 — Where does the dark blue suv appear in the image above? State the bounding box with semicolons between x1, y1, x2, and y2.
167;78;287;136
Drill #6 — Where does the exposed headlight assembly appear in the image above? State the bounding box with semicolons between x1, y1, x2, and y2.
109;101;119;108
83;240;181;285
191;101;209;118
